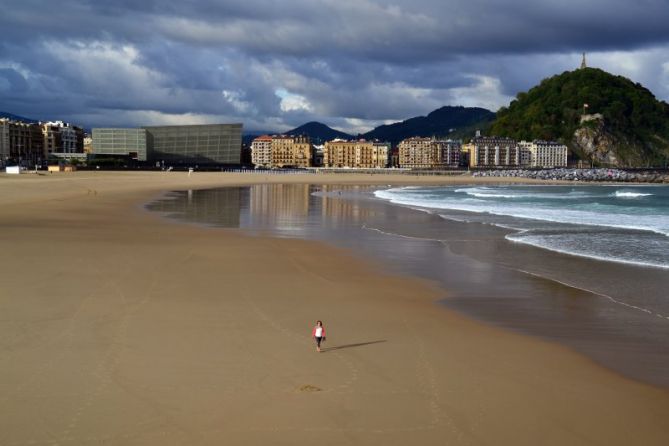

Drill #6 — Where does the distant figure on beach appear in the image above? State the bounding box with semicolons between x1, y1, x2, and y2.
312;320;326;352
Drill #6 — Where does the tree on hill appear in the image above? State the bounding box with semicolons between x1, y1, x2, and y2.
491;68;669;166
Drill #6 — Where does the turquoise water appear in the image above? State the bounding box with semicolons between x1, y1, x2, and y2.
375;185;669;269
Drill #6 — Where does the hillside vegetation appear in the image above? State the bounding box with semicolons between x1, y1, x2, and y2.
491;68;669;166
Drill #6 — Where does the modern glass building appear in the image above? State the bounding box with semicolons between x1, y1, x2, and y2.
91;128;148;161
143;123;242;165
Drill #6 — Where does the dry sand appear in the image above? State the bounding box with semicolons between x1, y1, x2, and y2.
1;171;668;445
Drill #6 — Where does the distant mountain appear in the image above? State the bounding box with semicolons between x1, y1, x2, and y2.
362;106;495;145
0;111;38;123
284;121;353;144
491;67;669;167
278;106;495;147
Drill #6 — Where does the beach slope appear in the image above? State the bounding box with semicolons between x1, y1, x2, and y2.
0;172;667;445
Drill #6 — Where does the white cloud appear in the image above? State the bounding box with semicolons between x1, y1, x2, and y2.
448;75;513;112
337;117;398;135
222;89;255;114
275;89;313;112
43;40;165;92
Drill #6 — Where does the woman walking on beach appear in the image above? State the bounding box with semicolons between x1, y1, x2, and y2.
312;320;326;352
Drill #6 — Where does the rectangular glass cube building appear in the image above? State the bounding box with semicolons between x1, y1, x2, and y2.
92;128;148;160
144;124;242;165
92;123;242;165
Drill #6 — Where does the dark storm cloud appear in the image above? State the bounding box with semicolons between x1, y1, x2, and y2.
1;0;668;132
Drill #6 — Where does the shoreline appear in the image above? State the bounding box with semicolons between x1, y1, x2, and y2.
1;171;668;445
147;181;669;388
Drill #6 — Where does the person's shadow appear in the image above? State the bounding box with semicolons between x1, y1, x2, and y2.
322;340;386;352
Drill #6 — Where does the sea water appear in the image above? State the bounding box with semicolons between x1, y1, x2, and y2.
374;185;669;270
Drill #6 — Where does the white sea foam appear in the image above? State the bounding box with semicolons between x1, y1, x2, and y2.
374;188;669;237
506;233;669;270
454;187;595;200
614;191;653;198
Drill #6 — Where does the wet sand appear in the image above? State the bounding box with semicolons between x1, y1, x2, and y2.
149;183;669;388
1;171;668;445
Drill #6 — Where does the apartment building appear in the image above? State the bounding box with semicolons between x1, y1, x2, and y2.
288;135;312;168
250;135;273;167
519;140;568;168
250;135;313;168
440;140;461;167
372;141;391;168
323;139;389;168
42;122;60;155
517;141;533;166
0;118;45;166
469;136;519;167
270;136;294;167
42;121;84;155
398;137;461;169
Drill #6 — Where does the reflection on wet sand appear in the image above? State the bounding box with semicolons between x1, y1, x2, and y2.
147;184;384;231
249;184;310;226
317;185;379;225
146;188;243;228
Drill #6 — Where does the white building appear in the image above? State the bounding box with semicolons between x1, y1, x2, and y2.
469;136;519;167
518;141;533;167
250;135;273;168
520;140;568;168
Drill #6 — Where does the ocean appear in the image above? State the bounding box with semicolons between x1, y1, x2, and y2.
374;185;669;270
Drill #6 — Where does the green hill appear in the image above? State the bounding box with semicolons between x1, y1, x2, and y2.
490;68;669;167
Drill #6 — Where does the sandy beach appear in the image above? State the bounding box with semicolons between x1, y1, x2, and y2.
1;171;668;445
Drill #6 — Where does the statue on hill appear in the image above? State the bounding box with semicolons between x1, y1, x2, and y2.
580;53;587;69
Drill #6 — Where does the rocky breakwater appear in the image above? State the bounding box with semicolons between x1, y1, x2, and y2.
472;168;669;183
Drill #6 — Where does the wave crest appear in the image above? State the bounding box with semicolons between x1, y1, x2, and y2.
614;191;653;198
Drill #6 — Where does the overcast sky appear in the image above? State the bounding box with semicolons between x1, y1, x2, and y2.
1;0;668;134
